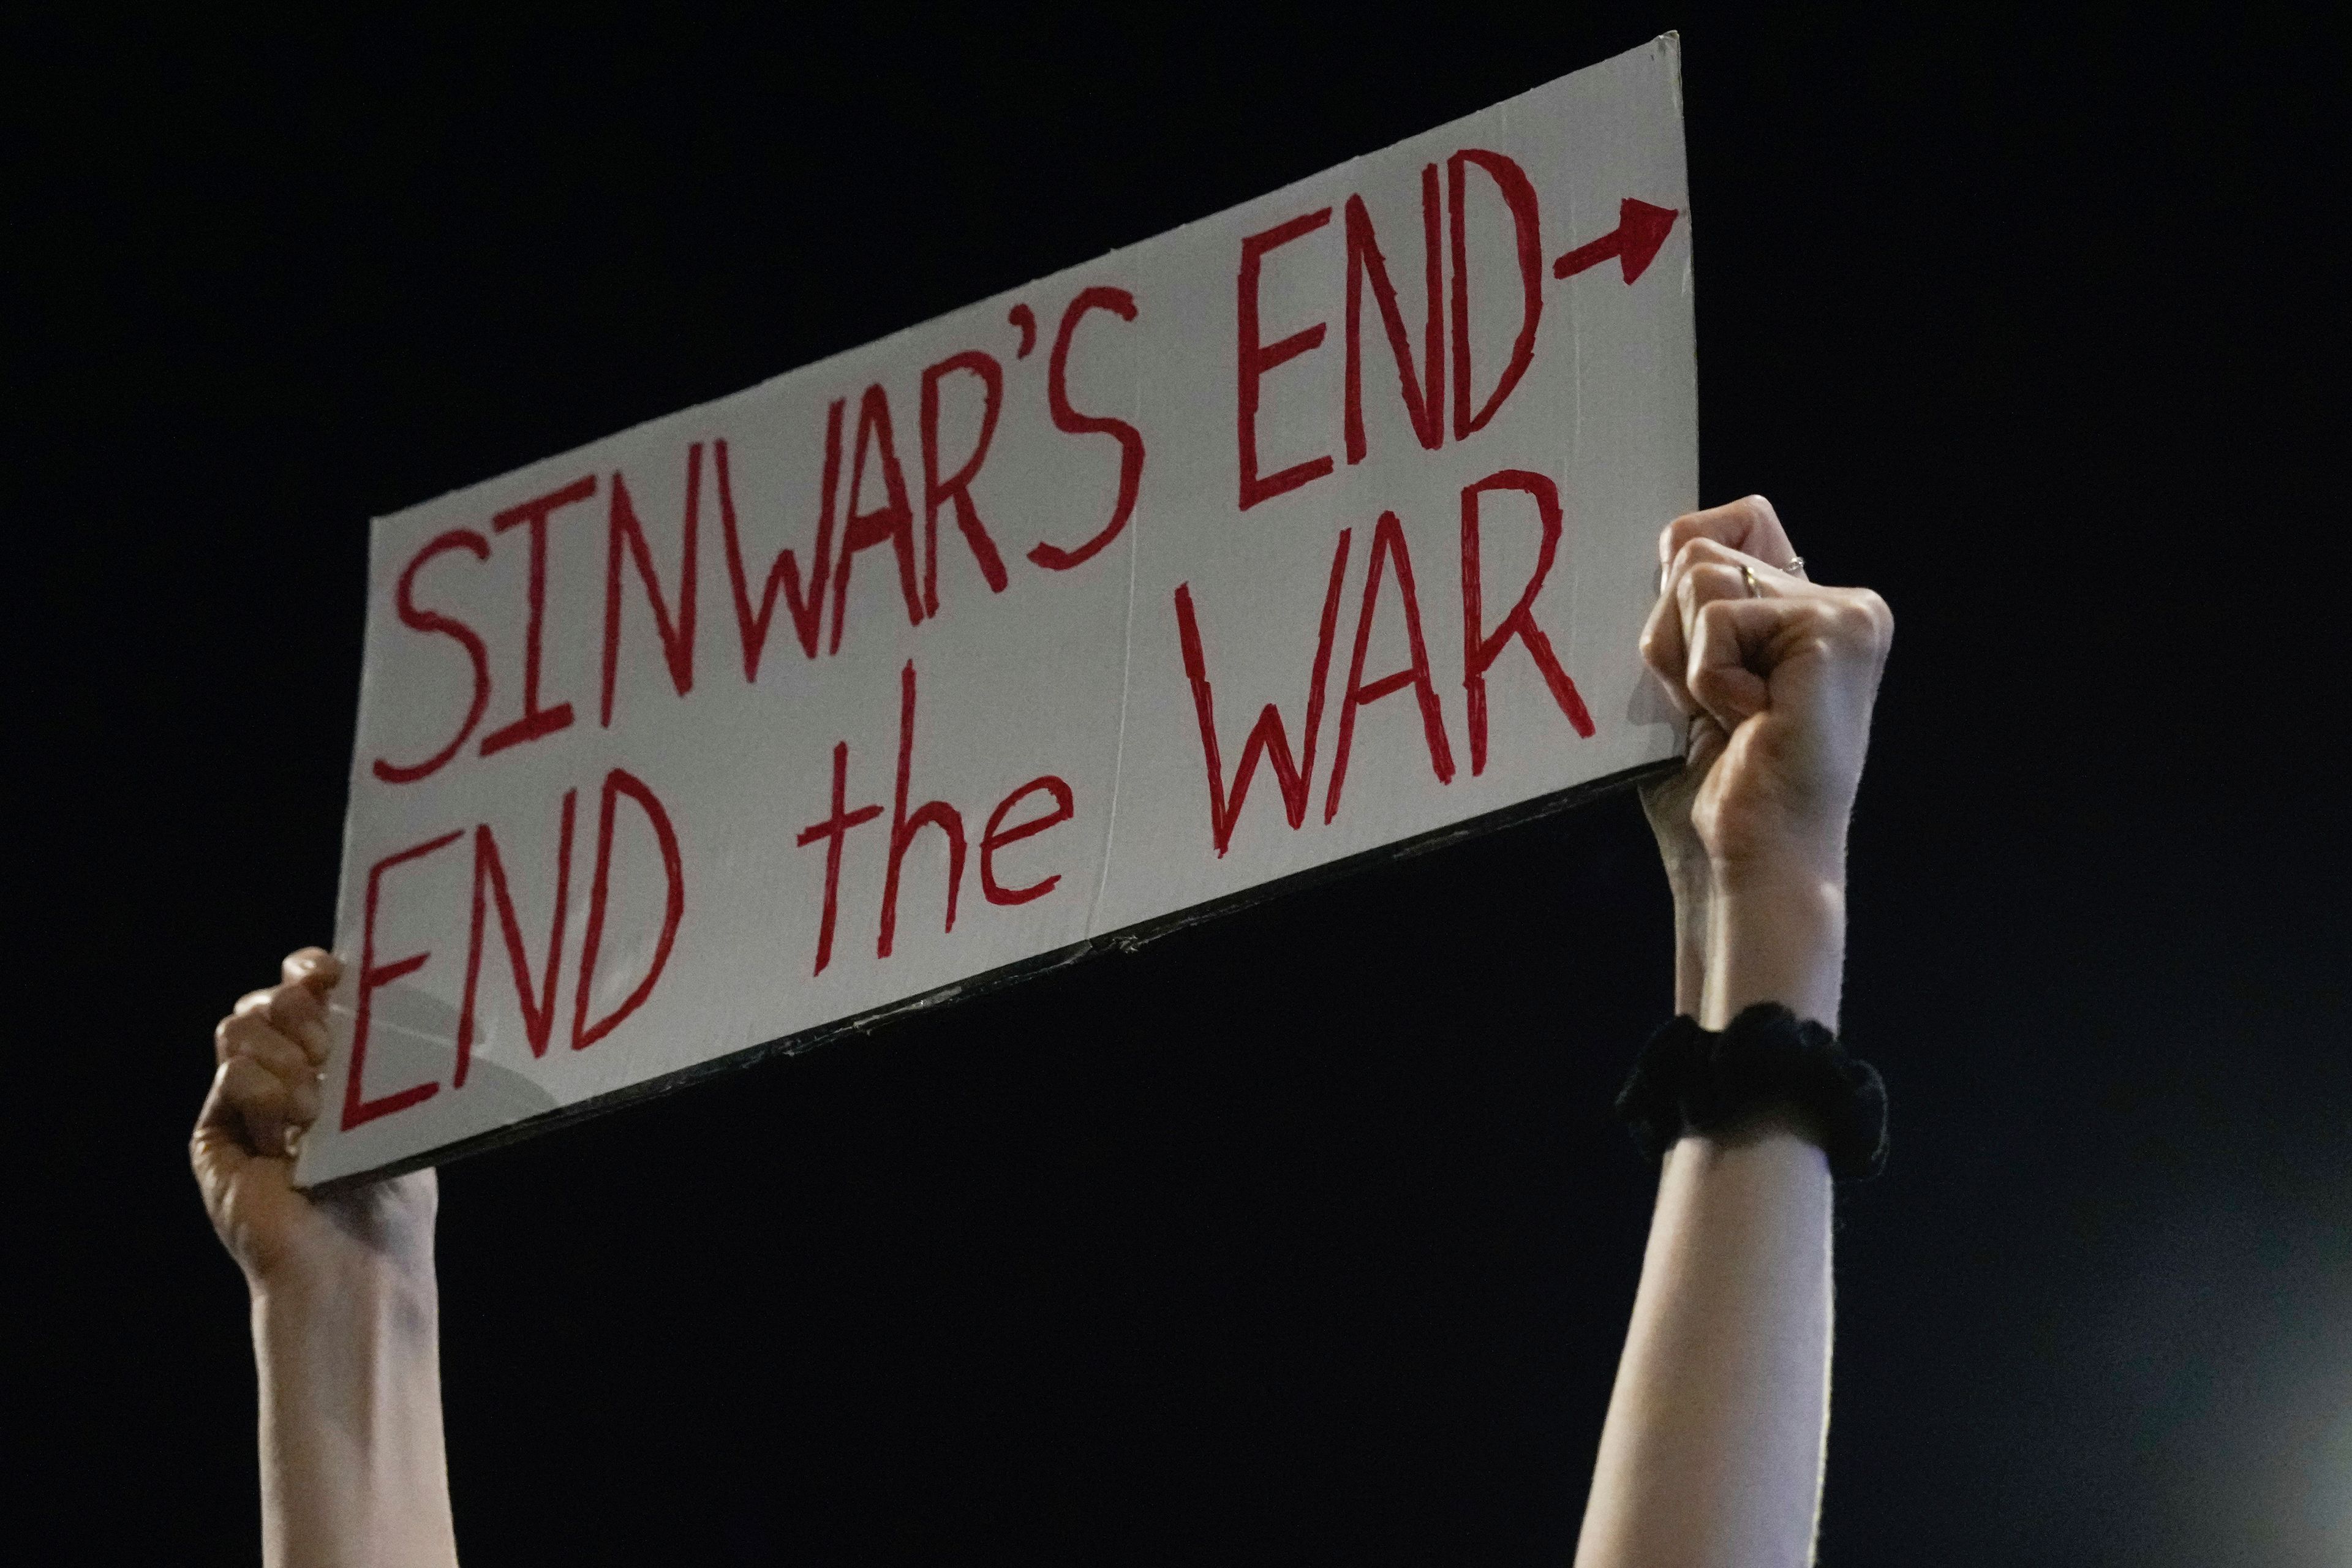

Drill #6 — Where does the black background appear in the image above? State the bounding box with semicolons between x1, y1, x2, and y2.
10;3;2346;1563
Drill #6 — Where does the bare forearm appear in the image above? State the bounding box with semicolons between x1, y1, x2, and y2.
1706;861;1845;1030
1577;875;1844;1567
1575;1125;1832;1567
252;1261;458;1568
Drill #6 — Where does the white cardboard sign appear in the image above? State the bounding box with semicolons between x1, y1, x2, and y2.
300;36;1694;1186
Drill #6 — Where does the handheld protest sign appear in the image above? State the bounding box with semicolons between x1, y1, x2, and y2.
299;35;1694;1187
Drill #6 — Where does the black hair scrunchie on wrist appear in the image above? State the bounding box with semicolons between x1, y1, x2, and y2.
1614;1003;1888;1180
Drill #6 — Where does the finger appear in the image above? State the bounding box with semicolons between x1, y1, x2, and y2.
1841;586;1896;659
1686;592;1879;728
266;982;331;1065
209;1054;295;1163
1646;540;1792;703
216;1010;314;1084
1638;582;1698;714
282;947;343;995
218;1022;325;1146
1657;496;1801;578
1675;557;1754;624
1687;596;1808;728
1668;535;1812;597
1658;495;1797;573
282;1059;323;1134
221;1011;314;1083
1646;543;1741;702
1656;557;1745;698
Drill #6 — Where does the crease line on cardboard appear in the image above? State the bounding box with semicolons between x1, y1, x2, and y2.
1082;365;1147;940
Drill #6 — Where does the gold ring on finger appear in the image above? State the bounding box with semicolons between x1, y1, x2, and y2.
1742;563;1759;597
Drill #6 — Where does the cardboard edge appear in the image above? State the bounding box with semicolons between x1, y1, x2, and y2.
303;753;1676;1193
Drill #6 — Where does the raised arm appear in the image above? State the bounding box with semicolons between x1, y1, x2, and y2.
1574;497;1892;1567
190;948;459;1568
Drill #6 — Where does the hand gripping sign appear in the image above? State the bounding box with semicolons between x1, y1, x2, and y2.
300;36;1695;1186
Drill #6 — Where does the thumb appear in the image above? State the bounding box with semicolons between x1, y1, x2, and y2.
282;946;344;996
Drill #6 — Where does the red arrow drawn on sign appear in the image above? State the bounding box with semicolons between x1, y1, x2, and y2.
1550;198;1681;284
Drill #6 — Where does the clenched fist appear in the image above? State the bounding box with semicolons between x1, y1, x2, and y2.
1639;496;1893;884
190;948;437;1292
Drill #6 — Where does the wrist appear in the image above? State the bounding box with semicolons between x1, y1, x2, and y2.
1707;824;1845;894
1702;866;1846;1030
239;1174;440;1308
252;1250;439;1366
